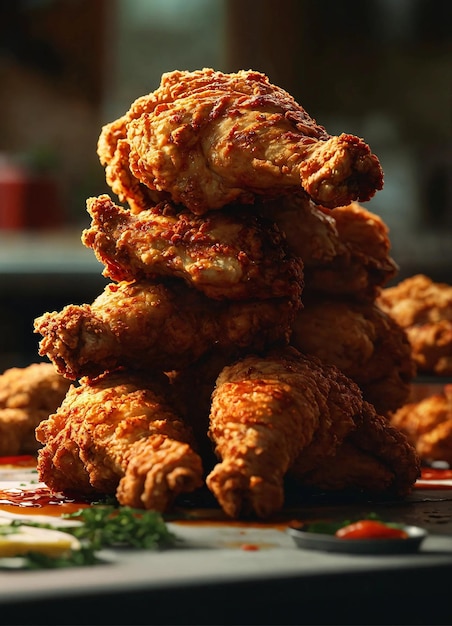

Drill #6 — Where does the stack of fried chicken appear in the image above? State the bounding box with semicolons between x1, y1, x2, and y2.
33;68;420;519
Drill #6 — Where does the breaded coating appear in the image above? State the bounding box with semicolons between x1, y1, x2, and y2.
97;115;169;214
36;370;204;511
82;194;303;301
260;195;397;301
207;347;420;518
390;385;452;465
0;362;70;456
34;279;297;380
290;298;415;415
293;401;420;497
206;347;360;518
98;68;383;214
378;274;452;375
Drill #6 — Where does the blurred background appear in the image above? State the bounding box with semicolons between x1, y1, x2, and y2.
0;0;451;369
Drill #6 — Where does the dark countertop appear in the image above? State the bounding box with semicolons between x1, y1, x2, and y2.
1;485;452;626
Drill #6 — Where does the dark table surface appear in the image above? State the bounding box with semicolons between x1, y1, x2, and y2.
2;482;452;626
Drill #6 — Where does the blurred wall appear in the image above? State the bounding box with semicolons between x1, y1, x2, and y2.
224;0;452;282
1;0;450;277
0;0;113;228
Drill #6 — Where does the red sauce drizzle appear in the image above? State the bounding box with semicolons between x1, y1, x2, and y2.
0;486;89;517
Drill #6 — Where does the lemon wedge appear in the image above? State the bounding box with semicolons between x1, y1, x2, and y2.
0;520;80;558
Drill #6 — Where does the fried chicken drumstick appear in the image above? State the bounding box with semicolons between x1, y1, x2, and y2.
98;68;383;214
207;348;355;518
34;279;297;380
82;194;303;301
36;370;204;511
206;347;419;519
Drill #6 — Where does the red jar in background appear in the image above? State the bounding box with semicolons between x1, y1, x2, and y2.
0;155;63;230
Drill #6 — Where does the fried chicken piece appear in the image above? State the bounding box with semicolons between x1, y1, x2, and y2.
36;370;204;511
206;347;361;518
290;298;415;415
390;385;452;465
82;194;303;302
207;347;419;518
378;274;452;375
98;68;383;215
260;195;397;301
34;279;297;380
96;114;170;214
0;362;70;456
292;401;420;497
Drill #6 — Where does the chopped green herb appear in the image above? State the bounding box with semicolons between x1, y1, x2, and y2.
1;505;176;570
62;505;176;550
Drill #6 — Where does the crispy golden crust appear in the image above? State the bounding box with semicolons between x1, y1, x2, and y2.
207;347;419;518
260;195;397;301
82;194;303;301
390;385;452;464
290;298;415;415
294;402;420;497
98;68;383;214
36;370;203;511
206;347;361;518
97;115;169;213
378;274;452;375
0;362;70;455
29;67;423;520
34;279;297;380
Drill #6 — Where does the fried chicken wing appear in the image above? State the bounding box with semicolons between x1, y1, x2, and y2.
290;298;415;414
390;385;452;465
0;362;70;456
98;68;383;214
34;279;297;380
36;370;204;511
206;347;361;518
82;194;303;301
260;195;397;301
378;274;452;375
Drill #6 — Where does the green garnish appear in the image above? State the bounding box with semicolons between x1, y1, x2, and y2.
19;545;99;569
1;505;176;570
62;505;176;550
302;520;352;535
